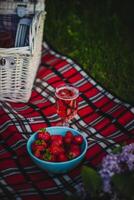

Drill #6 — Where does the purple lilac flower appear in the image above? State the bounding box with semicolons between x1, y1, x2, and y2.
102;178;112;193
99;153;121;193
102;154;121;173
127;154;134;171
119;143;134;171
99;143;134;194
99;168;112;193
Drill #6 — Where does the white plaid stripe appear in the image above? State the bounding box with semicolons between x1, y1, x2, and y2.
0;178;16;195
0;103;32;136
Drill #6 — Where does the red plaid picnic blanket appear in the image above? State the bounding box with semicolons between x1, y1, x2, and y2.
0;42;134;200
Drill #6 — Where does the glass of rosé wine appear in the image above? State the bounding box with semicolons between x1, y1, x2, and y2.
55;83;79;126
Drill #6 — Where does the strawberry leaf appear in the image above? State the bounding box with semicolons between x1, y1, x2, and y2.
39;128;46;133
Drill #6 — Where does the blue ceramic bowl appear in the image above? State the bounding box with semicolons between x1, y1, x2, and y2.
27;126;87;174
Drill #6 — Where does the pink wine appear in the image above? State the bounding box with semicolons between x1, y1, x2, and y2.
56;85;79;122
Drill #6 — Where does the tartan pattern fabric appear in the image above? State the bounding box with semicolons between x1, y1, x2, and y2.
0;42;134;200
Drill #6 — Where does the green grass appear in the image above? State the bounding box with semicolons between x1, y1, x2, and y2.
44;0;134;105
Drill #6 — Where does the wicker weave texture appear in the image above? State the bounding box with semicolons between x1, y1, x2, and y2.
0;0;46;102
0;0;45;14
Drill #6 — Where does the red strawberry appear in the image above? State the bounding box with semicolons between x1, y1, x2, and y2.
36;145;45;152
65;131;74;138
38;133;44;140
58;153;68;162
38;131;51;142
74;135;83;145
40;140;47;148
43;131;51;141
32;142;38;152
49;145;64;156
32;139;47;152
70;144;81;151
32;141;41;151
64;136;72;145
68;148;81;159
51;135;63;146
51;140;63;147
49;154;57;162
34;149;41;158
64;131;74;145
42;149;57;162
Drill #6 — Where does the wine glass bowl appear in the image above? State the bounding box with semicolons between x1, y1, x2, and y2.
55;84;79;126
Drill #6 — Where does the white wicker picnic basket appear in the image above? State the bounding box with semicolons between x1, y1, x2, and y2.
0;0;46;102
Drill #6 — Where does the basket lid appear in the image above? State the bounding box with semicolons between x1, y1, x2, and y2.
0;0;45;14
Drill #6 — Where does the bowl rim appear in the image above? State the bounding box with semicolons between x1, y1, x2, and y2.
27;126;88;165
